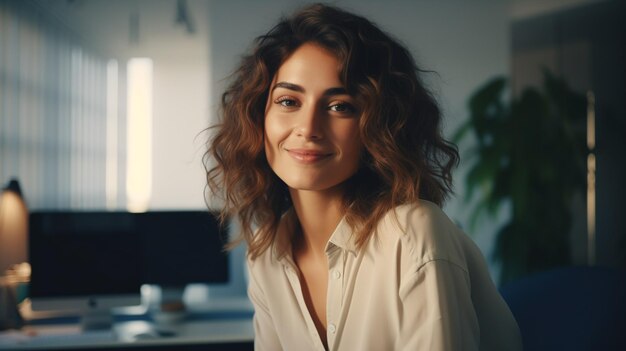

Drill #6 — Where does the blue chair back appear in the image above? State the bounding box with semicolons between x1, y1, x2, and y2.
500;266;626;351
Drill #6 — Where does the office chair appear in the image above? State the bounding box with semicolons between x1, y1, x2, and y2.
499;266;626;351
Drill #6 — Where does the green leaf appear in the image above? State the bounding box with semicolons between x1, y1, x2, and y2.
460;69;587;284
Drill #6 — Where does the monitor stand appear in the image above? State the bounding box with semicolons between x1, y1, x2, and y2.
151;287;187;325
80;306;113;330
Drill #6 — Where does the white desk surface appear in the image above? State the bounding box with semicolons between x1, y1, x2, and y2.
0;298;254;350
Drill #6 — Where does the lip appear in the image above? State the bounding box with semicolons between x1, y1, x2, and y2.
286;148;333;164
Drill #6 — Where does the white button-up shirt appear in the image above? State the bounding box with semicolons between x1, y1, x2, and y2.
247;201;522;351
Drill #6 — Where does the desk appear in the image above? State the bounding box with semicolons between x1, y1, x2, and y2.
0;298;254;350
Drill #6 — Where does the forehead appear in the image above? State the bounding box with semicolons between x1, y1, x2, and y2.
273;43;344;87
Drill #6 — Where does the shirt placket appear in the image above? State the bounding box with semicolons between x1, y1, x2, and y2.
283;261;327;351
326;246;344;351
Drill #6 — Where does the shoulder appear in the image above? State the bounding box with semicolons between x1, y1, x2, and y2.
376;200;472;272
387;200;455;233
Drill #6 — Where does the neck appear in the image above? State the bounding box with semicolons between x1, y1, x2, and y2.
290;186;346;259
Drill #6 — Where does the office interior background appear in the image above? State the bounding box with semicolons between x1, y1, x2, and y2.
1;0;624;309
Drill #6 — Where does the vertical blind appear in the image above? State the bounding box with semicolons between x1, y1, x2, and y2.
0;1;123;210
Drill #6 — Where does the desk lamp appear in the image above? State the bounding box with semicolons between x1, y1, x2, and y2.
0;178;29;330
0;179;28;274
0;179;29;275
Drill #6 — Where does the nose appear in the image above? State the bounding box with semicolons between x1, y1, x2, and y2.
295;104;324;140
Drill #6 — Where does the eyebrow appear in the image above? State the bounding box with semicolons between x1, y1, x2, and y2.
272;81;349;97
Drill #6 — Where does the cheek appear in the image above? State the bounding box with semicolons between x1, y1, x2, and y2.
264;115;288;163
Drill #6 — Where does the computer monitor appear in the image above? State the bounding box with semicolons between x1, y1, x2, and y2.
136;211;229;312
28;210;229;329
137;211;229;287
28;211;142;330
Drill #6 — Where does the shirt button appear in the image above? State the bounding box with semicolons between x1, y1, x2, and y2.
328;323;337;334
332;270;341;279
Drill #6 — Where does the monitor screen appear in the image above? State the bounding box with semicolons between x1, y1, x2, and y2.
137;211;229;287
29;211;141;302
28;210;229;313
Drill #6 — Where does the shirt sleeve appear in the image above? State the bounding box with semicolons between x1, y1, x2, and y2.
247;260;282;351
397;259;480;351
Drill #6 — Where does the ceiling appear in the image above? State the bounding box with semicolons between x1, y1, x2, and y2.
29;0;604;60
31;0;210;59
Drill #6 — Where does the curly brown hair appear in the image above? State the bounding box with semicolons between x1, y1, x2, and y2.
205;3;459;260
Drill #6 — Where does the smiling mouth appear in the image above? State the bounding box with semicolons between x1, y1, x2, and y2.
286;149;332;163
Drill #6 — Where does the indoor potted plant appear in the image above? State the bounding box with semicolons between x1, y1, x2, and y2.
453;70;587;285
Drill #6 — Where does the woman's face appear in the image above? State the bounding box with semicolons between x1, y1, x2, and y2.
264;43;362;193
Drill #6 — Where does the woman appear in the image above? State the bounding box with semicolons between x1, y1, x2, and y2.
206;3;522;351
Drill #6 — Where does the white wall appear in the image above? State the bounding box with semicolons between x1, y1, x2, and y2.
150;53;210;209
36;0;212;210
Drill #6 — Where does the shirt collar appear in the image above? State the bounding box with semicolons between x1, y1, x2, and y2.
274;212;358;268
325;216;358;256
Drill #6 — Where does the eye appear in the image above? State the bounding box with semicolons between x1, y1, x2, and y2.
274;96;300;108
328;102;356;114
